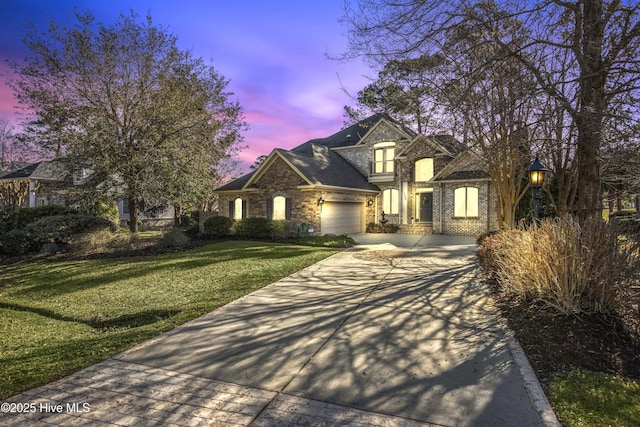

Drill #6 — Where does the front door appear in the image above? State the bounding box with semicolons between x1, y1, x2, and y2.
418;193;433;222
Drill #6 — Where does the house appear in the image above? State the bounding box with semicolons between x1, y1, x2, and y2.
215;113;499;236
0;159;174;226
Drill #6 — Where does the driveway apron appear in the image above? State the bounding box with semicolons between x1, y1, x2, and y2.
3;235;551;427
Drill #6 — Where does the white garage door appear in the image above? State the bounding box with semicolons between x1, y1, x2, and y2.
321;202;363;235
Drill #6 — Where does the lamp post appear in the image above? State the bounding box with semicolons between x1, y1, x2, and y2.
528;156;547;220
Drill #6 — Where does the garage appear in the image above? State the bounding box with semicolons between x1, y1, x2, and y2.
320;201;363;235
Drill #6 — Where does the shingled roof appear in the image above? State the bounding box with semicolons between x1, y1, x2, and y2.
217;113;412;192
0;160;69;182
278;145;378;191
292;113;416;154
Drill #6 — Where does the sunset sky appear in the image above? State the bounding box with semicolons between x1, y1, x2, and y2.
0;0;371;169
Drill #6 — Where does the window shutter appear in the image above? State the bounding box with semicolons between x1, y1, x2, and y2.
285;198;292;220
242;200;247;219
266;198;273;220
229;201;235;219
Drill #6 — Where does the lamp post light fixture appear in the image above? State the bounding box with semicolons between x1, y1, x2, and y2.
528;155;547;220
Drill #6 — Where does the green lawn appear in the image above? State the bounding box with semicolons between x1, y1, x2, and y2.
0;240;338;399
550;371;640;427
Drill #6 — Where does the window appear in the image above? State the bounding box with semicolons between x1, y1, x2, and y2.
374;142;395;174
267;196;291;220
272;196;286;220
454;187;479;217
382;189;399;214
230;197;245;220
415;158;434;182
234;198;243;220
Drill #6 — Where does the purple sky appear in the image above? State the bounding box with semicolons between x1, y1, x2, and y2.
0;0;371;169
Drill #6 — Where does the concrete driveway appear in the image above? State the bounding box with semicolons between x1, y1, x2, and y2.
4;234;557;426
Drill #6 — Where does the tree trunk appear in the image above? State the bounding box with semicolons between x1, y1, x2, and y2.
128;195;139;233
174;204;182;227
575;0;605;222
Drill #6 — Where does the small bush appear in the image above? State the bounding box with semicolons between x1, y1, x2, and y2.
84;199;120;227
157;228;190;249
366;222;400;233
234;217;272;239
203;215;233;238
26;214;115;246
0;205;78;232
67;229;119;254
270;221;298;241
0;229;35;255
480;216;640;314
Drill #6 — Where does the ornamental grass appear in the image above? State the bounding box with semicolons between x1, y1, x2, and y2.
482;215;640;314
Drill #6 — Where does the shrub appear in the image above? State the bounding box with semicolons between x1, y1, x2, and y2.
482;216;640;314
84;199;120;227
67;229;121;254
366;222;400;233
0;229;35;255
203;215;233;238
270;221;297;241
234;217;272;239
25;214;115;246
157;228;190;249
0;205;78;232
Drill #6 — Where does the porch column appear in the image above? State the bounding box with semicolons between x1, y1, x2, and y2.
401;181;409;224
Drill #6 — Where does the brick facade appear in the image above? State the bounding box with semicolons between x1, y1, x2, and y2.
218;156;377;235
216;115;499;237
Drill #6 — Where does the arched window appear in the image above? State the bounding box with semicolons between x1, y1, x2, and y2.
272;195;286;220
415;158;434;181
382;189;399;214
454;187;479;217
232;197;244;220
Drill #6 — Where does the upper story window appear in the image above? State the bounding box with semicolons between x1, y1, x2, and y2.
373;142;395;174
454;187;479;218
415;158;434;182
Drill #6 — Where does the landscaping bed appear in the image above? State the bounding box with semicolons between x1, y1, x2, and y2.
477;217;640;426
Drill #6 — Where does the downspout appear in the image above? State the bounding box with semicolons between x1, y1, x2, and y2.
439;182;444;234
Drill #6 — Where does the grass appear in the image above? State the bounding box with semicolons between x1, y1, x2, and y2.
550;371;640;427
0;240;338;399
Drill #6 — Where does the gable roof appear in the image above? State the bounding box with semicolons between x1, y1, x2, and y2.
278;145;378;191
293;113;416;154
396;134;467;159
217;144;378;192
432;150;490;181
0;160;69;182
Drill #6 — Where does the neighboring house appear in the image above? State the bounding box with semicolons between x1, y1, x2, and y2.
0;159;174;226
0;159;72;211
215;113;499;236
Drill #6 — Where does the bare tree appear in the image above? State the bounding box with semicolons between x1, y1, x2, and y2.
342;0;640;221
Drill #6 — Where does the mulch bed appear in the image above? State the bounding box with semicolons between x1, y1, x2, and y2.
487;277;640;389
